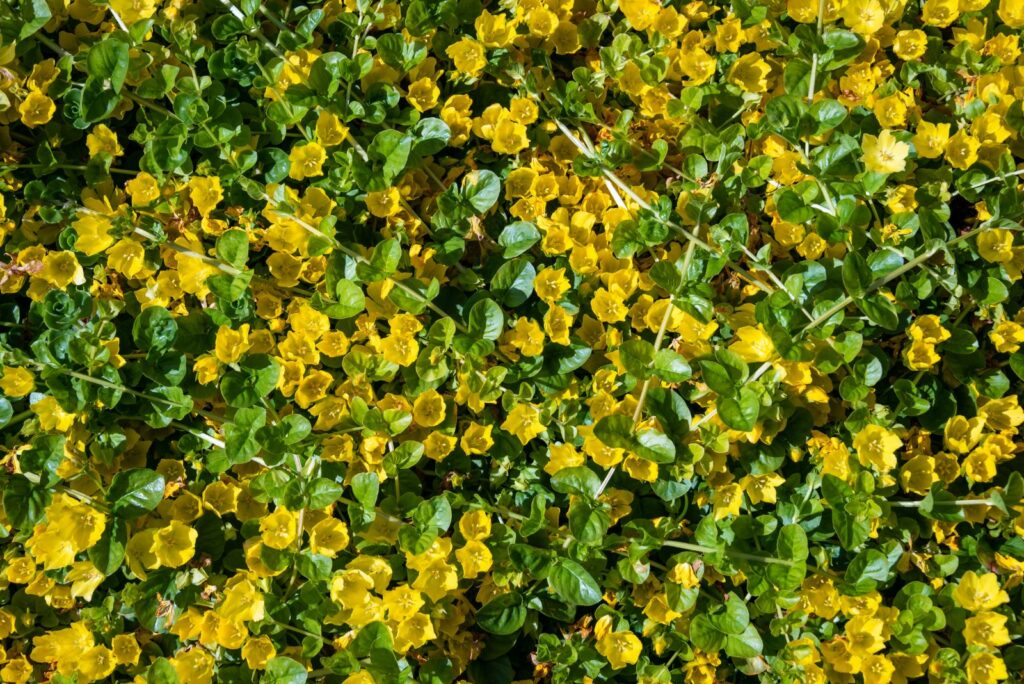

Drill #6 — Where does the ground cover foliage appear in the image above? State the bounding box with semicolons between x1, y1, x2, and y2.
1;0;1024;681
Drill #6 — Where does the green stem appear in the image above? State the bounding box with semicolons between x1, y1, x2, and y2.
662;540;797;567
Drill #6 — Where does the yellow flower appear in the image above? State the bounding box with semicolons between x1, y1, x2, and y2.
316;110;349;147
852;424;902;472
893;29;928;60
861;654;894;684
843;0;885;35
740;473;785;504
977;395;1024;431
713;483;744;520
170;648;215;684
155;520;198;567
86;124;123;158
903;340;940;370
407;77;440;112
619;0;660;29
412;559;459;601
922;0;960;26
107;238;147;278
455;539;493;578
953;570;1010;611
459;510;491;541
383;584;425;622
862;130;909;174
595;630;643;670
501;403;546;445
242;635;276;670
534;267;570;304
111;634;141;665
446;38;487;76
288;141;327;181
667;562;700;588
965;652;1008;684
999;0;1024;26
110;0;159;24
380;334;419;366
491;119;529;155
912;121;949;158
423;431;457;460
189;176;223;217
19;90;55;127
309;518;350;557
945;129;980;170
545;443;584;475
964;611;1011;648
729;325;775;363
79;645;117;681
215;323;251;364
990;320;1024;353
413;389;447;427
365;187;401;217
260;508;298;550
461;422;494;455
844;615;885;657
126;172;162;205
978;228;1014;263
728;53;772;93
476;10;518;47
592;288;627;323
74;212;115;256
899;455;937;494
0;366;34;397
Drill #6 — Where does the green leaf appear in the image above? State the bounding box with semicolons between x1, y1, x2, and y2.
220;354;280;408
620;338;655;379
462;170;500;214
305;478;344;509
635;429;675;463
491;258;535;307
550;466;601;498
217;229;249;269
594;415;636;450
498;221;541;258
3;476;50;528
725;624;764;658
264;657;308;684
224;407;266;466
652;349;691;383
857;293;899;330
89;517;128;575
708;594;749;635
467;299;504;341
133;307;178;355
842;251;872;298
356;239;402;282
352;472;379;511
108;469;166;518
18;0;52;39
87;37;131;94
368;130;411;185
146;658;180;684
477;592;527;635
717;387;760;431
548;558;602;606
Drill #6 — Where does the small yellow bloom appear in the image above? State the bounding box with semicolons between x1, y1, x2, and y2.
862;130;909;174
728;53;772;93
288;141;327;181
19;90;55;127
595;630;643;670
953;570;1010;611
